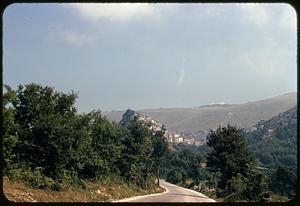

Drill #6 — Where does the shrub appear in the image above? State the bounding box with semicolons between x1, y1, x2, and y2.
8;167;57;190
166;169;182;184
57;170;86;189
223;173;247;202
225;173;247;194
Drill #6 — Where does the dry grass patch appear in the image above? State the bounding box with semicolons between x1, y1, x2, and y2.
3;176;165;202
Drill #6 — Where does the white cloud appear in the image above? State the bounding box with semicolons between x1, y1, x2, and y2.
59;30;95;46
237;3;271;26
68;3;159;22
46;24;96;46
238;47;290;75
190;4;227;18
236;3;296;31
278;4;297;31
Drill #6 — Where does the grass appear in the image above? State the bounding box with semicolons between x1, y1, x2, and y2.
3;176;165;202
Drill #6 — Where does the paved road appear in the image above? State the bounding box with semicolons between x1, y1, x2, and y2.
115;179;216;202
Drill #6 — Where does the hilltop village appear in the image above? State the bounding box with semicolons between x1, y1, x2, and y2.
119;108;286;147
120;109;207;146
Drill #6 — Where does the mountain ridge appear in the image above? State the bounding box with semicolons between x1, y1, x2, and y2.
103;92;297;132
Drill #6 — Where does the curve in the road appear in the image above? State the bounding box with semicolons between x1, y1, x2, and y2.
114;179;216;202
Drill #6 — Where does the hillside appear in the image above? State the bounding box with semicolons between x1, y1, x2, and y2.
103;92;297;132
244;105;297;169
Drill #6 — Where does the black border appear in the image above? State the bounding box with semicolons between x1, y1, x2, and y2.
0;1;298;206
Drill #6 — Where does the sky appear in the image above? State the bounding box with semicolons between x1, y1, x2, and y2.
3;3;297;113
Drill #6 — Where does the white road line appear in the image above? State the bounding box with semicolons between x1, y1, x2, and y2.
113;184;169;203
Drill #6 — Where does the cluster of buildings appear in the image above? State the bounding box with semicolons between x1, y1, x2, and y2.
134;112;205;146
164;129;204;146
135;114;164;132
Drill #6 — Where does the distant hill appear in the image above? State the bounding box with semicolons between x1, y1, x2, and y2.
244;105;297;169
103;92;297;132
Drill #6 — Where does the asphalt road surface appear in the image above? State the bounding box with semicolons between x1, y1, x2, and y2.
115;179;216;202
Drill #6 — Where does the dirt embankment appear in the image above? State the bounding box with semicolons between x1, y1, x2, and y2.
2;177;165;202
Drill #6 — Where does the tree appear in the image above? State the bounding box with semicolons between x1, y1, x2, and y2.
3;85;18;173
269;166;297;198
224;173;247;201
190;151;205;186
3;83;170;191
151;126;169;187
206;125;255;190
88;111;123;179
119;117;155;188
11;83;78;178
206;125;271;201
166;169;183;184
243;168;268;201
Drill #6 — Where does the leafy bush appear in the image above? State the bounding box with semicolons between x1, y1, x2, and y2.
166;169;183;184
269;166;297;198
8;167;57;190
225;173;247;194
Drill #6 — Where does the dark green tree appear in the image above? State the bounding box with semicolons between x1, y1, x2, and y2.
206;125;255;190
166;169;183;184
119;117;154;188
12;83;78;178
243;168;268;201
151;126;169;187
190;151;205;186
88;111;123;179
269;166;297;198
3;85;19;173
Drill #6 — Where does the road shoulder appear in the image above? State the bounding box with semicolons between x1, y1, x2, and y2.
112;184;168;202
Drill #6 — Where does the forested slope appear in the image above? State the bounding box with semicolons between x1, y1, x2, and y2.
244;105;297;170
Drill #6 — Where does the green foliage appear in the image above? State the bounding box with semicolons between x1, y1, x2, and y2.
206;125;254;189
226;173;247;194
223;173;247;202
4;82;296;202
244;106;297;170
119;118;165;188
3;85;19;173
87;111;123;179
161;144;206;187
8;167;57;190
247;133;297;169
242;107;297;200
151;127;169;186
9;83;78;178
269;166;297;198
166;169;183;184
206;125;271;202
243;168;268;201
152;126;169;166
3;83;169;191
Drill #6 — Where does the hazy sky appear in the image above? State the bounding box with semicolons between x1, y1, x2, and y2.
3;3;297;113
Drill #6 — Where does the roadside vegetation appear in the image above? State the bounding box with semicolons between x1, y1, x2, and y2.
3;176;164;202
2;83;296;202
3;83;168;202
161;125;296;202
